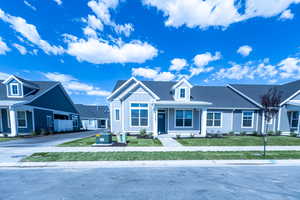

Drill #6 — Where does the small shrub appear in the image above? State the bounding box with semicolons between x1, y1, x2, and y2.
176;134;180;139
252;131;259;136
139;129;147;138
40;129;49;135
275;130;282;136
240;131;247;136
190;133;195;138
228;131;235;136
267;131;274;136
31;131;38;137
290;132;298;137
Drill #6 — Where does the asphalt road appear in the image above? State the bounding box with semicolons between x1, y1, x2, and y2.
1;166;300;200
0;130;99;147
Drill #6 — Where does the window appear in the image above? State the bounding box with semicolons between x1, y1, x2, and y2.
242;111;253;128
115;109;120;121
17;111;27;128
179;88;186;98
130;103;148;127
176;110;192;127
290;111;299;128
207;112;221;127
10;83;20;96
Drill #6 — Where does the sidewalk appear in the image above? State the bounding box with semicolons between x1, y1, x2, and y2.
2;159;300;169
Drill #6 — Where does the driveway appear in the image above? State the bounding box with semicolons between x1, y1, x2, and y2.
1;166;300;200
0;130;101;147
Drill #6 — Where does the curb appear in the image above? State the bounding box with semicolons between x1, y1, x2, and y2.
2;160;300;169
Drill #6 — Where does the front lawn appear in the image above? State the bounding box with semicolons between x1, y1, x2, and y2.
0;137;16;142
58;136;162;147
23;151;300;162
177;136;300;146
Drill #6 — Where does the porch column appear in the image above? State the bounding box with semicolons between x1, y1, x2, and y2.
201;108;207;137
152;106;158;137
9;109;18;137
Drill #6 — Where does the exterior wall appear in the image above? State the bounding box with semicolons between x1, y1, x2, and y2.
33;108;54;133
122;86;154;133
168;108;200;134
206;109;233;134
18;111;33;134
81;119;97;130
232;110;259;133
27;85;78;113
110;100;122;133
7;79;23;97
1;109;10;133
174;81;191;101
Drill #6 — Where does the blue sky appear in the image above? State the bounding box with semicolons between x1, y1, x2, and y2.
1;0;300;105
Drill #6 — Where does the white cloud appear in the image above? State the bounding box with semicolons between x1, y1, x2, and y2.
83;27;98;38
169;58;187;71
189;66;214;77
279;9;294;20
53;0;62;5
237;45;253;57
42;72;111;96
132;67;176;81
13;43;27;55
66;38;157;64
143;0;300;29
0;37;10;55
24;1;37;11
0;9;64;55
0;72;10;80
188;52;221;77
87;15;103;31
114;23;134;37
278;57;300;78
214;64;253;80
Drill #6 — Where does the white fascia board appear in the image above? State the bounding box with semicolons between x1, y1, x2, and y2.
280;90;300;106
107;77;138;101
227;84;263;108
0;101;26;106
172;78;193;90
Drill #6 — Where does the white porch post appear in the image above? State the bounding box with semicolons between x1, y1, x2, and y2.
152;105;158;137
261;111;265;134
9;108;18;137
201;108;207;137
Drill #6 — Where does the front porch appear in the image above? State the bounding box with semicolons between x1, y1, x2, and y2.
152;102;210;137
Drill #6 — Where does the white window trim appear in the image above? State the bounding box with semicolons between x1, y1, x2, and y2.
175;109;193;128
207;112;222;128
10;83;20;96
129;103;149;128
241;111;254;128
115;108;120;121
17;111;27;128
290;111;299;129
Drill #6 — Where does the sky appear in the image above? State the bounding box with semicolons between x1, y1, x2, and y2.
1;0;300;105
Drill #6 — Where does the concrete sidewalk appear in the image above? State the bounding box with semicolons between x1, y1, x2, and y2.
2;159;300;169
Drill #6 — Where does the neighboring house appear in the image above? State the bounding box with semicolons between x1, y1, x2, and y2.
75;104;109;130
107;77;300;137
0;75;80;137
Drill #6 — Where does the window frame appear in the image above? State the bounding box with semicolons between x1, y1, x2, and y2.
115;109;120;121
17;111;27;128
10;83;20;96
175;109;193;128
241;111;254;128
290;111;299;129
206;112;222;128
130;103;149;127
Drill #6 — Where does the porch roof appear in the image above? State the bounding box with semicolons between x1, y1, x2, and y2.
287;100;300;107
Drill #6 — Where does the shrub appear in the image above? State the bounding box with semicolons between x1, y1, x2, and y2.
139;129;147;138
176;134;180;139
252;131;259;136
40;129;49;135
240;131;247;136
190;133;195;138
275;130;282;136
290;132;298;137
31;131;38;137
267;131;274;136
228;131;235;136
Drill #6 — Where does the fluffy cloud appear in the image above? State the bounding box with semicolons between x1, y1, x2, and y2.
132;67;176;81
278;57;300;78
214;64;253;80
66;38;157;64
279;9;294;20
0;9;64;55
0;72;10;80
24;1;37;11
43;72;111;96
0;37;10;55
13;43;27;55
143;0;300;29
169;58;187;71
53;0;62;5
189;52;221;77
87;15;103;31
237;45;252;57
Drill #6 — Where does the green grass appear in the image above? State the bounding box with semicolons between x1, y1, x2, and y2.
23;151;300;162
57;136;162;147
177;136;300;146
0;137;16;142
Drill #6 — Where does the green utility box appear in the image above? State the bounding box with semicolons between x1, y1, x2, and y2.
96;133;112;145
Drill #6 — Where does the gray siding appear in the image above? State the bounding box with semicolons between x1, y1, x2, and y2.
34;108;54;132
206;109;233;134
232;110;259;133
110;100;122;133
27;85;77;113
168;108;200;133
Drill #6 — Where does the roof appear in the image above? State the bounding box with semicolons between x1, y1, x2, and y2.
112;80;258;108
0;80;59;102
75;104;109;119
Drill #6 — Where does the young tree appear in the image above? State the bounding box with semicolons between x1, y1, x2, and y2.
260;87;282;157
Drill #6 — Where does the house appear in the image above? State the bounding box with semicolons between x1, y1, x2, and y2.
107;77;300;137
0;75;80;137
75;104;109;130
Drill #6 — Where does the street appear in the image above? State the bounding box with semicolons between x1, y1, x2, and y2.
1;166;300;200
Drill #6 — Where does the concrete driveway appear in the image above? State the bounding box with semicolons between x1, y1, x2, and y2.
0;130;101;147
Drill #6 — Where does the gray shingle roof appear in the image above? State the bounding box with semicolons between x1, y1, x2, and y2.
0;80;59;102
75;104;109;119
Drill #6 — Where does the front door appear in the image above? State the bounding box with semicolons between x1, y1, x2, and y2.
97;120;106;128
158;111;166;134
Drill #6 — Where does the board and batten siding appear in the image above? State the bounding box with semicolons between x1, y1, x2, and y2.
33;108;54;132
232;110;259;133
206;109;233;134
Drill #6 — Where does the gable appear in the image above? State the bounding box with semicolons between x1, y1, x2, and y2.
122;85;155;102
26;85;78;113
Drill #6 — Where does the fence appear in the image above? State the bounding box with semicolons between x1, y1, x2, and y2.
54;120;73;132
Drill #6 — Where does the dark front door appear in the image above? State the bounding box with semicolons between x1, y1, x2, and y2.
158;112;166;134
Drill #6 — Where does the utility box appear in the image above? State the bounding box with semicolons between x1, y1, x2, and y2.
96;133;112;145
